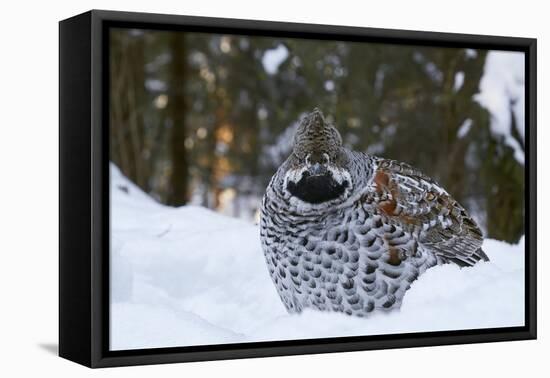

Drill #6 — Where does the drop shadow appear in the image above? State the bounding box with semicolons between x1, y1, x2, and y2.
38;343;58;355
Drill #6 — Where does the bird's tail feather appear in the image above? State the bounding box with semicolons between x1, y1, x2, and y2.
447;247;489;267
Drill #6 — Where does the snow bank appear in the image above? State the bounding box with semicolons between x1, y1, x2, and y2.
110;164;525;350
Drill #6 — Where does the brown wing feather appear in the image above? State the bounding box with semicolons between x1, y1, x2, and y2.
371;158;487;266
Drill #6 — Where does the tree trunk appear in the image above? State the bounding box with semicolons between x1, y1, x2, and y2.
167;33;189;206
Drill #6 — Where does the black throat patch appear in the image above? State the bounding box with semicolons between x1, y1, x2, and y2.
287;171;348;204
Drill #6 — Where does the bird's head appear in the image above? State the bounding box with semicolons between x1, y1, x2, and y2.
283;108;352;205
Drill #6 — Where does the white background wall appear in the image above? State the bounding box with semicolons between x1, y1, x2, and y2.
0;0;546;376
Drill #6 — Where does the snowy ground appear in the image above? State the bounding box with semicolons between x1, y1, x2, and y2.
110;164;525;351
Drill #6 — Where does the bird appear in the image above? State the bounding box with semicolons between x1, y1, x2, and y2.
259;108;488;317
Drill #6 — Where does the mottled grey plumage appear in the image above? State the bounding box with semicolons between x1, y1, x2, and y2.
260;109;487;316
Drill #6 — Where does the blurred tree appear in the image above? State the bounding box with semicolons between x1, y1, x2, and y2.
110;31;148;189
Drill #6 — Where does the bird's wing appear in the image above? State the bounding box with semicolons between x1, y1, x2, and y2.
363;158;487;267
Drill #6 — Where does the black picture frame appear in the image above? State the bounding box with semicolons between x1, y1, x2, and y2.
59;9;537;368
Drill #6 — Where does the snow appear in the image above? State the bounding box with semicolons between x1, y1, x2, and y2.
324;80;335;91
475;51;525;164
262;120;298;167
453;71;465;92
457;118;473;139
145;78;167;92
262;44;289;75
465;49;478;59
110;164;525;351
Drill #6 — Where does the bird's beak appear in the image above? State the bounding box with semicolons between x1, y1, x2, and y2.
308;163;327;176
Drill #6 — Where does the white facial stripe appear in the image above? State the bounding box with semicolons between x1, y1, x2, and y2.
284;165;352;186
284;165;309;187
326;166;351;185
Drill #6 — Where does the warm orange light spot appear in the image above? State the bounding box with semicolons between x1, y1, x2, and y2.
216;123;234;144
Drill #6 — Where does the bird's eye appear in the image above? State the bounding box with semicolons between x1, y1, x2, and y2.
322;153;330;164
